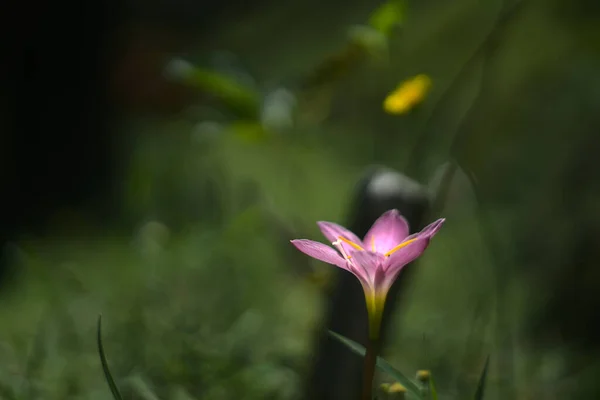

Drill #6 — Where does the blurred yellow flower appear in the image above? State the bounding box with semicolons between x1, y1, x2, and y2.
383;74;432;115
416;369;431;383
379;382;407;399
388;382;407;393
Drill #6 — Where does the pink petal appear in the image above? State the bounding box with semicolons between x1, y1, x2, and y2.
363;209;410;254
375;239;429;300
382;218;444;278
372;267;389;295
349;250;385;285
290;239;348;269
383;237;429;273
420;218;445;238
317;221;364;254
404;218;446;241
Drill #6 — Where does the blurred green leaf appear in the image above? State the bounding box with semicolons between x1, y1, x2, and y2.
473;355;490;400
347;25;389;62
188;68;258;109
0;379;17;400
127;375;161;400
20;315;48;399
328;330;423;399
97;315;124;400
429;376;439;400
368;0;407;36
228;120;271;143
168;60;261;118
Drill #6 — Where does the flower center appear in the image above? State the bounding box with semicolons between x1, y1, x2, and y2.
335;235;418;257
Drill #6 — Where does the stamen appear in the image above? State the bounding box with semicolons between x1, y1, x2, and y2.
332;239;352;260
371;236;376;252
384;238;418;257
337;236;364;251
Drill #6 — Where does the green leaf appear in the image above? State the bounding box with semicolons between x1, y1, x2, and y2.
473;355;490;400
164;57;260;118
127;375;162;400
328;330;423;399
368;0;407;36
429;375;439;400
184;67;260;118
97;315;124;400
0;379;17;400
228;120;271;143
347;25;388;60
20;316;47;399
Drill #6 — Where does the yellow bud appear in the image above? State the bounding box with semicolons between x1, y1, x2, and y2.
378;382;406;400
416;369;431;383
388;382;406;393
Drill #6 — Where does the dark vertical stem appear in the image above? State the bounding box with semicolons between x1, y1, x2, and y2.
362;338;379;400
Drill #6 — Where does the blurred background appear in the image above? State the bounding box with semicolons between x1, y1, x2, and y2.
2;0;600;398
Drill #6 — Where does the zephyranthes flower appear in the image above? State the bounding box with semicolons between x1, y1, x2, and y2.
291;209;444;339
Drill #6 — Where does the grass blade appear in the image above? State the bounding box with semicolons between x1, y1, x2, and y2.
127;375;162;400
97;315;123;400
429;375;439;400
0;379;17;400
473;355;490;400
19;312;48;399
328;330;423;399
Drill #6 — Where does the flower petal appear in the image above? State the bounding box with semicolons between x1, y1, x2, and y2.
363;209;410;254
374;239;429;298
384;237;429;272
420;218;445;238
372;266;390;297
290;239;347;269
317;221;364;253
404;218;446;242
384;218;444;271
350;250;385;285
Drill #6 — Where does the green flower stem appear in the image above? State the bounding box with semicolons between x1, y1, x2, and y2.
362;337;380;400
363;291;385;399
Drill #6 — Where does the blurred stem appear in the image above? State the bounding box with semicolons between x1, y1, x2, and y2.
362;337;379;400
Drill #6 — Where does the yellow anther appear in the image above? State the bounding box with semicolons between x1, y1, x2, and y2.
371;236;376;252
337;236;364;251
384;238;417;257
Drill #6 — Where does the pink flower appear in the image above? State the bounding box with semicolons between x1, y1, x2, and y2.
291;209;445;338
